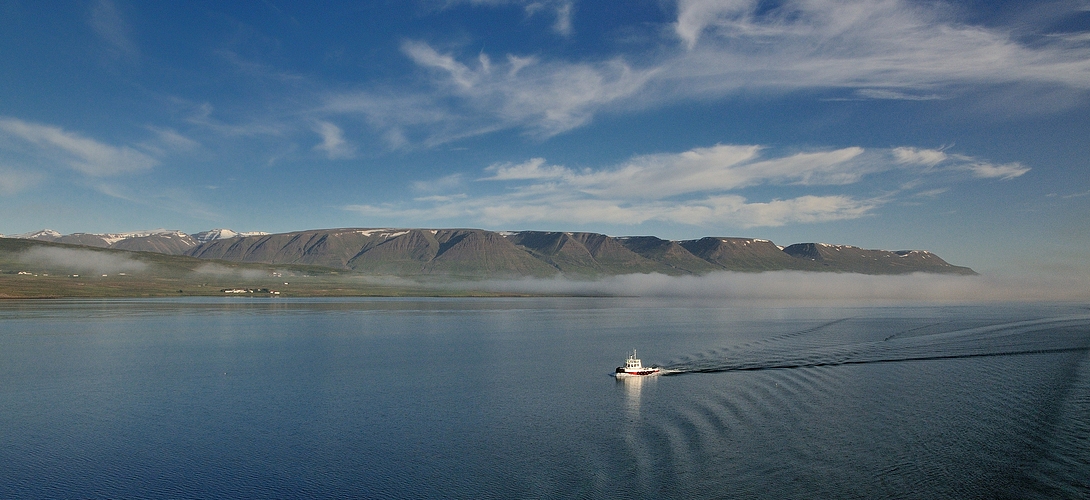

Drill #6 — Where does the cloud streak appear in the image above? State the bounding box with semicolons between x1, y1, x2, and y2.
667;0;1090;94
313;121;355;159
89;0;138;60
0;117;158;176
0;167;42;194
345;143;1025;229
318;0;1090;146
398;40;657;138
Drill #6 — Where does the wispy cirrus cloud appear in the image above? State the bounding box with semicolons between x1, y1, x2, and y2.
185;103;286;137
344;143;1028;229
137;127;200;157
961;161;1031;180
551;1;574;36
893;147;948;167
413;173;465;193
89;0;138;60
312;121;356;159
0;166;43;194
92;182;222;220
319;39;656;146
447;0;575;36
667;0;1090;94
345;191;879;228
893;147;1030;179
399;40;657;137
480;145;872;199
0;117;159;176
325;0;1089;146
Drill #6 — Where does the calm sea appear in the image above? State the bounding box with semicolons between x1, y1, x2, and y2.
1;298;1088;499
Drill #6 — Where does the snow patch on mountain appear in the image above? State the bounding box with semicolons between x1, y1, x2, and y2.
9;229;62;240
192;229;269;244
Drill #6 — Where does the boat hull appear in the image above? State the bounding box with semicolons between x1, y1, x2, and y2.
614;369;660;377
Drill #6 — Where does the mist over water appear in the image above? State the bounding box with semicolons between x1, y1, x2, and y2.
2;298;1088;498
473;270;1090;302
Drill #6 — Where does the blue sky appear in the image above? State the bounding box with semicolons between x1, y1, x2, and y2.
0;0;1088;277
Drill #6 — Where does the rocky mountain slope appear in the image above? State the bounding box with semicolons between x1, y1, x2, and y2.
183;228;977;276
4;227;976;276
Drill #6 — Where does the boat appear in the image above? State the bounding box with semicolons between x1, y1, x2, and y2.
614;350;660;377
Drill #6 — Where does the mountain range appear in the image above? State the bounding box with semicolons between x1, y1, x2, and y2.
3;228;977;277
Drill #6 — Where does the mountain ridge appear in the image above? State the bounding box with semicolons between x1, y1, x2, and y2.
2;227;977;276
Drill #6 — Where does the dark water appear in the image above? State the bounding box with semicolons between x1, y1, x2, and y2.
1;298;1088;499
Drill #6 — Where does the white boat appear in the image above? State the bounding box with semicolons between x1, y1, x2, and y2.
614;350;660;377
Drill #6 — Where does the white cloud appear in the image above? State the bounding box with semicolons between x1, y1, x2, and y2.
551;1;574;36
347;144;892;228
413;174;464;193
893;147;1029;181
0;117;158;176
346;191;875;228
186;103;285;137
138;127;200;157
482;158;569;180
667;0;1090;95
962;161;1031;180
343;142;1030;229
319;40;656;144
181;1;1071;152
716;194;878;227
400;40;657;138
855;89;944;101
148;127;198;150
452;0;575;36
482;145;869;199
403;42;479;89
313;121;356;159
319;1;1090;146
913;188;949;198
321;89;490;148
893;147;948;167
675;0;754;50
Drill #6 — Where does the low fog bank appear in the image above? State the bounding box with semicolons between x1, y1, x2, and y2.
18;247;148;274
194;263;273;280
473;271;1090;303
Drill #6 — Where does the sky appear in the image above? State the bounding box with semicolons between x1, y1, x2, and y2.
0;0;1088;278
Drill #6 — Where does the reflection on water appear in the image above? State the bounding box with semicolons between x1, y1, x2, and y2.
616;374;655;419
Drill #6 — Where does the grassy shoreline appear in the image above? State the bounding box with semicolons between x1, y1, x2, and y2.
0;274;535;299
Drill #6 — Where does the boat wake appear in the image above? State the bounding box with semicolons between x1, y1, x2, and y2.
611;309;1090;498
660;314;1090;376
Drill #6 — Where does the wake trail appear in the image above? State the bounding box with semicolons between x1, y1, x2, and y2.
661;314;1090;376
663;346;1090;375
671;317;854;364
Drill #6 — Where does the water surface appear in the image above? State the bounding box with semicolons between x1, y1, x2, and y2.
1;298;1088;498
